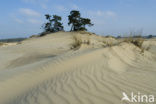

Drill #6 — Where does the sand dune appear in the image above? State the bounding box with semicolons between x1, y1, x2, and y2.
0;32;156;104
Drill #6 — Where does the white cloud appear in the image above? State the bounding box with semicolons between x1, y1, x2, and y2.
27;19;42;24
88;10;116;18
88;10;116;17
88;10;103;17
22;0;36;3
41;4;47;9
10;8;42;25
14;18;24;24
85;10;117;30
19;8;40;17
54;4;79;12
10;14;24;24
22;0;49;3
55;5;67;12
106;11;116;17
70;4;79;10
21;0;49;9
96;11;104;16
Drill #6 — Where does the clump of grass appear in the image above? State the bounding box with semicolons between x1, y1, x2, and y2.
102;41;113;47
124;37;144;49
84;39;90;45
71;35;82;49
78;31;93;35
123;37;145;53
71;35;91;50
123;30;144;48
0;42;4;46
145;45;151;51
131;39;144;48
105;35;115;38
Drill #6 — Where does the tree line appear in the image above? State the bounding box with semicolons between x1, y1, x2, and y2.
41;10;93;36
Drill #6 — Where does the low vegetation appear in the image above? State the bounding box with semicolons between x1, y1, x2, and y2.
123;37;144;48
0;38;26;43
71;35;82;49
123;37;145;53
77;31;93;35
71;35;90;50
121;30;146;52
102;40;113;47
0;42;4;46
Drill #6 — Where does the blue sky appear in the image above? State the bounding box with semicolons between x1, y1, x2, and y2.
0;0;156;39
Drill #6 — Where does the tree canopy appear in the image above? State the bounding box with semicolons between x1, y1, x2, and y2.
42;14;64;33
68;10;93;31
41;10;94;35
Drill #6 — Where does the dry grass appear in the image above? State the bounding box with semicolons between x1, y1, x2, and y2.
122;30;145;49
102;41;113;47
71;35;82;49
71;35;91;50
105;35;115;38
123;37;145;53
145;45;151;51
78;31;93;35
123;37;144;48
0;42;4;46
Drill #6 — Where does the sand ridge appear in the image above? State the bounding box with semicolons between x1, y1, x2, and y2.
0;32;156;104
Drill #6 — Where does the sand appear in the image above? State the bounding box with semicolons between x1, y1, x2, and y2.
0;32;156;104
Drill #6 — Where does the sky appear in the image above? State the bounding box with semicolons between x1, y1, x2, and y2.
0;0;156;39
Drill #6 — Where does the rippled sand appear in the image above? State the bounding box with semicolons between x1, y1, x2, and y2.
0;32;156;104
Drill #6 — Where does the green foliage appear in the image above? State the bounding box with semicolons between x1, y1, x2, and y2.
42;14;64;33
68;10;93;31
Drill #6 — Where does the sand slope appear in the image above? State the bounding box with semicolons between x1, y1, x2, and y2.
0;32;156;104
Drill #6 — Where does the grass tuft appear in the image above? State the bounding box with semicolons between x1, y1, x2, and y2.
71;35;82;49
124;37;144;49
71;35;91;50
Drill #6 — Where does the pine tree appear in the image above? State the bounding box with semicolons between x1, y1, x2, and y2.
68;10;93;31
42;14;64;33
